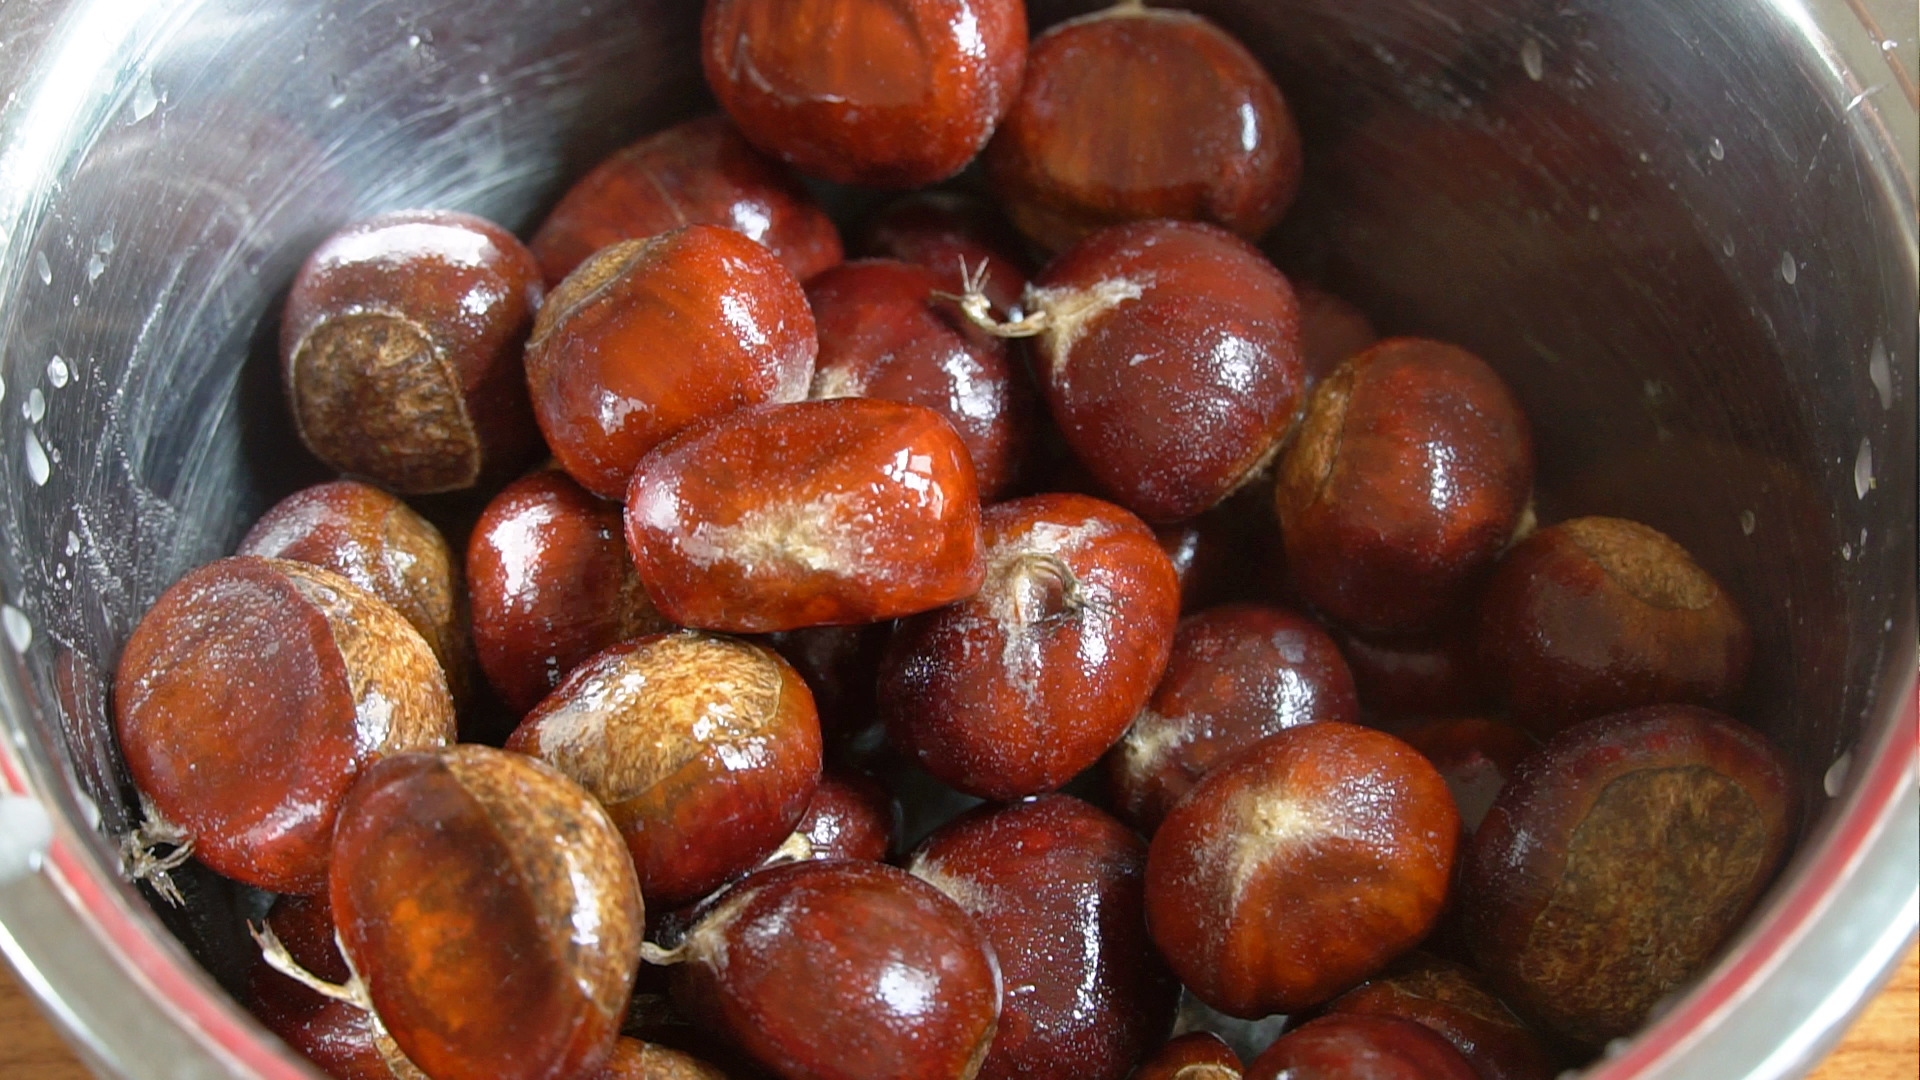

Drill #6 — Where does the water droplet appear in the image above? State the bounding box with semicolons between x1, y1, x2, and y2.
1722;236;1737;257
1;373;8;404
96;229;115;254
1587;205;1601;221
407;33;421;48
1638;150;1652;163
33;251;51;285
86;253;105;282
1;605;32;652
1854;439;1874;498
1868;339;1893;408
1780;251;1797;284
1841;542;1853;560
1521;38;1545;80
1740;510;1755;535
24;432;50;486
326;93;348;110
129;73;159;121
1708;137;1725;161
65;531;80;555
46;356;69;387
25;387;45;423
1824;750;1852;797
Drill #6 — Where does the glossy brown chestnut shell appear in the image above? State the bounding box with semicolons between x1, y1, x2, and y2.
114;556;455;894
668;859;1003;1080
530;113;843;287
1244;1014;1479;1080
330;745;644;1080
1325;953;1561;1080
702;0;1027;188
467;467;671;715
1461;705;1796;1047
880;493;1181;799
505;631;822;908
279;209;544;494
624;398;986;633
524;225;817;499
1018;220;1305;524
1144;722;1460;1017
984;4;1302;253
907;795;1181;1080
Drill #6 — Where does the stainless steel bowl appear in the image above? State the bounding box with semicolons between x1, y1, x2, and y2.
1;0;1914;1077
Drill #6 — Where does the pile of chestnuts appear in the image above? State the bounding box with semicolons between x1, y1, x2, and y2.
112;2;1799;1079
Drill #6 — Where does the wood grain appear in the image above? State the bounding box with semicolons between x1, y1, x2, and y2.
3;946;1916;1077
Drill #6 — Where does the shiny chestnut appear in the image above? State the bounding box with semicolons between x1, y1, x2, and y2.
525;224;817;498
702;0;1027;188
625;398;985;632
1108;603;1358;833
985;4;1302;253
1275;338;1534;635
467;467;671;715
908;795;1180;1080
506;631;822;908
531;113;843;287
279;210;543;493
1145;723;1459;1017
880;493;1180;799
115;556;454;894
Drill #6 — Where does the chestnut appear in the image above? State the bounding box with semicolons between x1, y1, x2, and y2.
1145;723;1459;1017
624;398;985;633
249;992;413;1080
329;745;643;1080
1274;338;1534;636
238;479;471;707
525;225;817;499
505;631;823;909
984;2;1302;253
795;767;898;863
591;1037;730;1080
1244;1014;1479;1080
1476;516;1752;738
1395;717;1536;835
807;259;1032;497
530;113;843;287
1325;953;1560;1080
664;859;1002;1080
858;190;1034;318
279;210;543;493
1336;625;1491;722
964;220;1305;523
1294;284;1379;383
1461;705;1796;1047
702;0;1027;188
763;623;891;738
907;795;1181;1080
1134;1032;1243;1080
880;493;1181;799
467;467;671;715
1108;603;1358;833
114;556;454;894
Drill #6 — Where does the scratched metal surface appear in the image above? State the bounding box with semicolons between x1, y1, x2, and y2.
0;0;1913;1078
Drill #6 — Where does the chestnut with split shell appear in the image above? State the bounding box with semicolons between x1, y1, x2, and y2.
114;555;455;895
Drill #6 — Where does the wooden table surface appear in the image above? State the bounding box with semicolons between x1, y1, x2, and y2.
2;944;1913;1078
